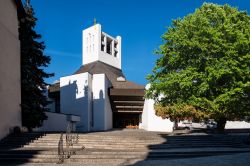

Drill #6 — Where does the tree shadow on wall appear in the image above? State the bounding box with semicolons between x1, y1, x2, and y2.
60;80;89;130
60;80;105;132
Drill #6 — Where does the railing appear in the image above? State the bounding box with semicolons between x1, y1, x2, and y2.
57;123;84;164
65;122;79;157
57;133;64;164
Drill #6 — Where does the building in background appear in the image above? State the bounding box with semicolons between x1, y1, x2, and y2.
43;24;150;132
0;0;24;140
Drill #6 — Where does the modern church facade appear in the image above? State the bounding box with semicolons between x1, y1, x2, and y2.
39;24;174;132
37;23;250;133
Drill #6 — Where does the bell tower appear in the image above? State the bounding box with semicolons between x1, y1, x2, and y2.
82;23;122;69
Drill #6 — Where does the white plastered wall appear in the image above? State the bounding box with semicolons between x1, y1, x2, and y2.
0;0;21;140
104;75;113;130
35;112;80;132
60;73;92;132
82;24;121;69
35;112;68;132
92;74;112;131
139;84;173;132
225;121;250;129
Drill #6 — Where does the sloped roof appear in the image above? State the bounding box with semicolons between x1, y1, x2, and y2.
74;61;145;89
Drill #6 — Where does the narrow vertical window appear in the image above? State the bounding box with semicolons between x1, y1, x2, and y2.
91;92;94;127
101;34;105;51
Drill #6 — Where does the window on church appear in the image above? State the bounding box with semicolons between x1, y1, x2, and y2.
114;41;118;57
101;34;105;51
106;37;112;55
114;50;118;57
101;44;105;51
91;92;94;127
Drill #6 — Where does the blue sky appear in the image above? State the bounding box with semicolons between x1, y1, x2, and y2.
30;0;250;85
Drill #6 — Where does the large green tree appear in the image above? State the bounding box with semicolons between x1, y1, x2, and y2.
147;3;250;131
20;3;54;131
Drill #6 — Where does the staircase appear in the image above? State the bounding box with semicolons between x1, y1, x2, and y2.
0;130;249;165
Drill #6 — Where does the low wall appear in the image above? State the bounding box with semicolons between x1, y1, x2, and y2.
225;121;250;129
35;112;80;132
139;98;173;132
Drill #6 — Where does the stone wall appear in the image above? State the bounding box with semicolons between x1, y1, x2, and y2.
0;0;21;140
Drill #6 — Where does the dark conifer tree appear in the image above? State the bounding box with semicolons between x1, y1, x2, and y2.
19;2;54;131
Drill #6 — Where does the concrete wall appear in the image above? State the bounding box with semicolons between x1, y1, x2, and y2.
139;84;173;132
104;75;113;130
0;0;21;139
82;24;121;69
139;98;173;132
60;73;92;132
82;24;100;65
225;121;250;129
92;74;112;131
36;112;80;132
36;112;68;132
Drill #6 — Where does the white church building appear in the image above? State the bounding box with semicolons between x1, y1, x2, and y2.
37;23;250;133
37;23;174;132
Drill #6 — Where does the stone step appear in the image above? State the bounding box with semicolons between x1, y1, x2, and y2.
1;149;250;162
1;137;238;141
12;135;236;139
0;157;58;163
0;153;145;159
33;139;236;143
2;138;162;143
0;158;141;165
23;142;242;147
7;144;241;150
1;141;239;147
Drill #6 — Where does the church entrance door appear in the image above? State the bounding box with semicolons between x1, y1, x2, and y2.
113;112;140;129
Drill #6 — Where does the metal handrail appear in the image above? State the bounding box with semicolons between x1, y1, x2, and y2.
57;122;83;164
57;133;64;164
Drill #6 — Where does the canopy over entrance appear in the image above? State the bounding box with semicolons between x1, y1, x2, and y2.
109;88;145;128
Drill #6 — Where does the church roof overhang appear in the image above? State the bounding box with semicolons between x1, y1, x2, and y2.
109;88;145;97
109;88;145;113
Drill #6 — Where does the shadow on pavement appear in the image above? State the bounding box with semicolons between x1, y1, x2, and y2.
0;132;46;165
130;130;250;165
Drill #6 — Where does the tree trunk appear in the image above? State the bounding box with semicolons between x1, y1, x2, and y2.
216;118;227;133
173;120;178;130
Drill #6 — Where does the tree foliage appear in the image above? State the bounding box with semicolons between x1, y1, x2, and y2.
146;3;250;130
20;4;54;130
